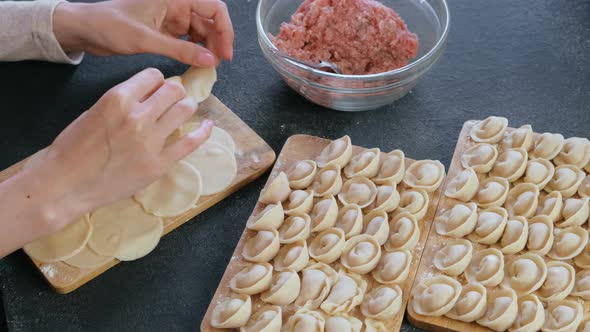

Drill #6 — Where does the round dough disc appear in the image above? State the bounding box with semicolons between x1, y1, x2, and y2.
173;122;236;152
23;214;91;263
134;160;202;217
88;198;163;261
181;66;217;103
183;141;237;196
63;245;112;269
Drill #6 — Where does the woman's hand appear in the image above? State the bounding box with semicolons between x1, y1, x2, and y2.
53;0;234;66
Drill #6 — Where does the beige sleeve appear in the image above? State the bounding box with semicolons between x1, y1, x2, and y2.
0;0;84;64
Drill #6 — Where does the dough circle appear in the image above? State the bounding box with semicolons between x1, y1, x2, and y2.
88;199;163;261
23;214;91;263
183;141;237;196
63;245;112;269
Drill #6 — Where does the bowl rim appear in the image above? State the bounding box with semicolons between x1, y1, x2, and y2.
256;0;451;79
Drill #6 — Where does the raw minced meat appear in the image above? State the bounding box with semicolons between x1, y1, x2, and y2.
271;0;419;75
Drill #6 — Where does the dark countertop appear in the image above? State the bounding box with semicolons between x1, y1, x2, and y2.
1;0;589;331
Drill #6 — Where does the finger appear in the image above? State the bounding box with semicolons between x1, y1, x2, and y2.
190;0;234;61
116;68;165;101
141;81;186;121
156;97;197;138
189;15;223;59
138;28;218;66
162;120;214;162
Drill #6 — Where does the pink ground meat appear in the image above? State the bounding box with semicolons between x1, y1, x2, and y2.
271;0;419;75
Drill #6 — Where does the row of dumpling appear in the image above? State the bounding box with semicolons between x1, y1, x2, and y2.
411;274;589;331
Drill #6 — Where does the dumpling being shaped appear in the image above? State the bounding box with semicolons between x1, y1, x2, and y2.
320;271;368;315
402;160;445;192
372;150;405;185
572;269;590;300
501;253;547;295
274;240;309;272
527;216;554;256
338;177;377;208
468;206;508;245
309;228;346;264
242;229;280;263
398;189;430;220
523;158;555;189
372;250;412;284
531;132;565;160
461;143;499;173
287;160;317;189
558;197;590;228
260;270;300;305
500;216;529;254
316;135;352;168
366;183;400;213
554;137;590;168
546;165;586;198
311;164;342;197
411;275;462;316
542;300;583;332
240;305;281;332
444;167;479;202
476;288;518;332
310;196;338;232
324;315;362;332
445;282;487;323
362;210;389;246
385;212;420;251
508;294;544;332
435;202;478;238
465;248;505;287
335;204;363;239
473;176;510;208
259;172;291;204
360;285;403;320
295;262;338;309
282;308;325;332
504;183;540;218
230;262;273;295
500;124;534;151
344;148;380;178
433;239;473;276
490;148;528;182
278;214;311;244
470;116;508;143
284;189;314;215
536;191;563;222
537;261;575;302
548;226;589;260
210;293;252;328
340;234;382;274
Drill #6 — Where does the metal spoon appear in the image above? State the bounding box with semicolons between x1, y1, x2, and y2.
272;49;343;74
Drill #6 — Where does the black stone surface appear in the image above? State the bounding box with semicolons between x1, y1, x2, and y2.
1;0;589;331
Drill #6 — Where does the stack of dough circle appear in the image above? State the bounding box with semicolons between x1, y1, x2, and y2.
182;140;237;196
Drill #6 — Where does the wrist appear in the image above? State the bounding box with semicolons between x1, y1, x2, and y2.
53;1;91;53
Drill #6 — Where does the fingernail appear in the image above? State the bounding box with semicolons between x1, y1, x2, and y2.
196;52;216;66
204;119;215;127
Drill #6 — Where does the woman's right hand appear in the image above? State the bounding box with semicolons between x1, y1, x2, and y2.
26;68;213;231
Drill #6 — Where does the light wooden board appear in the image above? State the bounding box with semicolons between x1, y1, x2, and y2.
407;121;590;332
200;134;446;331
0;95;276;294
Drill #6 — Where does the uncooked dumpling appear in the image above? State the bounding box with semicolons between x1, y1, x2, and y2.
548;226;588;260
340;234;381;274
311;164;342;197
373;150;405;185
490;148;528;182
278;214;311;244
524;158;555;189
385;212;420;251
324;315;362;332
546;165;585;198
470;116;508;143
335;204;363;239
230;262;273;295
134;160;202;217
433;239;473;276
181;66;216;103
316;135;352;168
509;294;544;332
246;203;284;231
372;250;412;284
210;293;251;329
172;121;235;152
527;216;554;255
360;285;403;320
273;240;308;272
476;288;518;332
63;245;112;269
398;189;430;220
24;214;91;263
468;206;508;245
537;261;575;302
309;228;346;264
572;269;590;300
88;199;163;261
310;196;338;232
574;242;590;269
499;216;528;254
320;271;367;315
554;137;590;168
183;141;236;196
446;282;487;323
362;210;389;245
364;318;387;332
461;143;499;173
287;160;317;189
536;191;563;222
558;197;589;228
260;270;301;305
473;176;509;208
411;275;462;316
338;177;377;208
367;183;400;213
504;183;539;218
501;124;534;151
579;175;590;198
444;167;479;201
259;172;291;204
242;229;280;263
465;248;504;287
403;160;445;192
344;148;380;178
295;262;338;309
502;253;547;295
284;189;314;215
240;305;281;332
542;300;583;332
531;132;564;160
435;202;478;238
282;308;325;332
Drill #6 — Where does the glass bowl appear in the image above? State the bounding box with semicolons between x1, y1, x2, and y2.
256;0;450;111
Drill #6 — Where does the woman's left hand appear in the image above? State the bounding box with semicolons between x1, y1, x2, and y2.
53;0;234;66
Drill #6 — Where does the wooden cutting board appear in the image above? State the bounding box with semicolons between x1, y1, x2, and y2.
0;95;276;294
200;134;446;331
